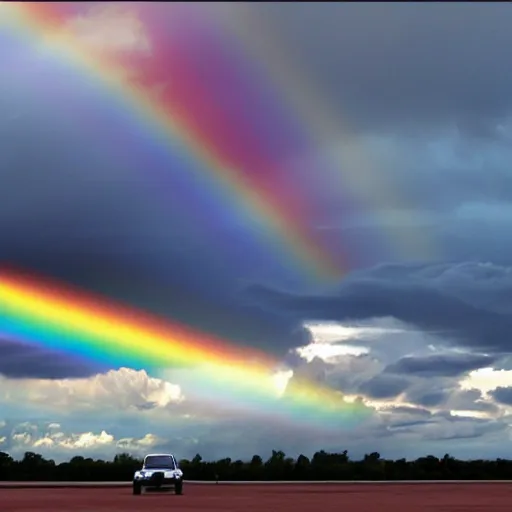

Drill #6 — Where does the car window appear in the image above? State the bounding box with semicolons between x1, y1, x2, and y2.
144;455;176;469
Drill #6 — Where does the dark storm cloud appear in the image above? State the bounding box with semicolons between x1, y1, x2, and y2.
410;392;447;408
490;387;512;406
244;2;512;135
358;374;410;399
385;354;496;378
0;339;105;379
245;261;512;354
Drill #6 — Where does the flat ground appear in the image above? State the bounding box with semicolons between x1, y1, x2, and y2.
3;483;512;511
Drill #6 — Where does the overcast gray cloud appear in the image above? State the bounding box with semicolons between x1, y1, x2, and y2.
358;374;411;400
385;354;498;378
490;387;512;406
237;2;512;136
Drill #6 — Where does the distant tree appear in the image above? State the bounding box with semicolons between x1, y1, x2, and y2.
250;454;263;467
0;452;13;480
3;447;512;482
294;454;310;479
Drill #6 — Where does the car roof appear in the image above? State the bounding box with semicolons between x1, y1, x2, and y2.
144;453;175;458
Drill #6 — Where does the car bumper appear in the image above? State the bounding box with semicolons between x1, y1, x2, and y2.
136;477;181;487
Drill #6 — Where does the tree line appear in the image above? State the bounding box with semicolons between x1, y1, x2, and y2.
3;449;512;481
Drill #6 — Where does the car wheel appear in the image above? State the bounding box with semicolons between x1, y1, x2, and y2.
175;480;183;495
133;482;142;495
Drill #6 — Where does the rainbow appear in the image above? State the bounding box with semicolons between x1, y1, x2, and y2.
0;2;349;284
0;268;371;428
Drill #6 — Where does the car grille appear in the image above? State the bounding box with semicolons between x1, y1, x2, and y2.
150;472;165;485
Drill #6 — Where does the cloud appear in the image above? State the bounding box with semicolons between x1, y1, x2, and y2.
490;387;512;406
295;343;369;364
0;368;183;413
65;3;151;57
116;433;161;452
5;422;162;458
358;374;410;400
461;368;512;394
246;261;512;354
385;354;497;377
287;317;506;428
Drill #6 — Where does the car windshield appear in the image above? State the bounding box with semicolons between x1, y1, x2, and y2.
144;455;175;469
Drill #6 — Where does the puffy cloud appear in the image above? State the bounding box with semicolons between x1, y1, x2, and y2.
52;430;114;450
4;422;162;458
116;433;160;452
0;368;183;413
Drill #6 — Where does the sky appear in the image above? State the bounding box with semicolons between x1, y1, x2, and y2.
2;1;512;463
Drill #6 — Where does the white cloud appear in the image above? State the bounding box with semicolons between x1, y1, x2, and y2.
303;321;396;343
450;410;490;419
0;368;183;413
33;437;56;448
65;4;151;56
116;433;161;451
7;425;161;457
296;342;369;363
12;432;32;446
460;367;512;395
295;321;388;363
60;430;114;450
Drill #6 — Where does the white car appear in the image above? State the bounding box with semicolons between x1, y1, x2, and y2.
133;453;184;495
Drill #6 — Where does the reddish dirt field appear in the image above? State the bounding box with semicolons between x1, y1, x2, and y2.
3;483;512;511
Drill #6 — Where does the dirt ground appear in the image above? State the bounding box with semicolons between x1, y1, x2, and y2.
3;483;512;511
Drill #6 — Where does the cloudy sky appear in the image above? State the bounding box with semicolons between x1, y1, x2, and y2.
2;2;512;463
